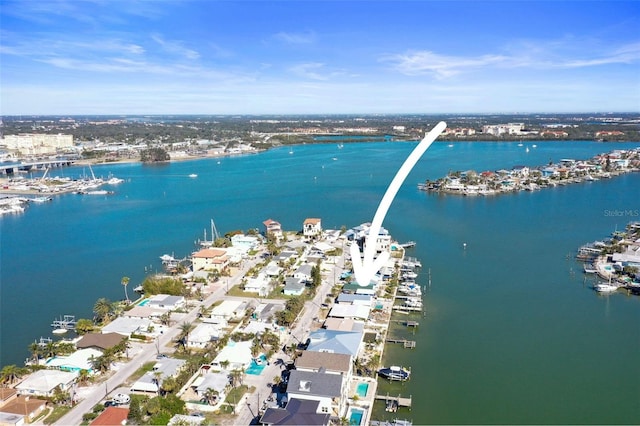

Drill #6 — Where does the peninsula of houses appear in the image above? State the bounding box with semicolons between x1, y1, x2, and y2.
0;217;422;426
418;148;640;196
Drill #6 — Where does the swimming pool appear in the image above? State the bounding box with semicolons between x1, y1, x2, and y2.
356;382;369;398
137;298;150;307
246;354;268;375
349;408;364;425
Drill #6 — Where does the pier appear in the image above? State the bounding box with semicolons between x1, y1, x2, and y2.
375;394;413;409
386;338;416;348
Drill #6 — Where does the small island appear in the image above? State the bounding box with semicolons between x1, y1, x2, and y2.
419;147;640;196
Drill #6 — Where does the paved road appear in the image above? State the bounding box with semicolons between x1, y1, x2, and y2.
55;242;345;426
54;258;257;426
232;247;346;425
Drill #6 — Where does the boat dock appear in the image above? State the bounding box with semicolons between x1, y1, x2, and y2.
385;338;416;348
51;315;77;331
391;305;422;312
375;394;413;409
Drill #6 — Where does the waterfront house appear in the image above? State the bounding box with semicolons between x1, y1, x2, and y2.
191;248;229;272
76;332;126;352
0;396;47;424
328;304;370;321
90;407;129;426
260;398;330;426
263;218;282;239
303;218;322;238
306;329;363;358
123;305;165;320
101;317;153;337
231;234;260;251
295;351;352;377
146;294;186;311
46;348;102;373
15;370;77;397
322;317;365;332
336;293;373;307
286;369;347;417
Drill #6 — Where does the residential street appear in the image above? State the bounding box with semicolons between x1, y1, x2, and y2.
52;240;345;426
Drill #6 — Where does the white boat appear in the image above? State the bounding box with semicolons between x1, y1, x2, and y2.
583;263;597;274
189;174;198;178
107;176;124;184
593;282;619;293
31;196;52;203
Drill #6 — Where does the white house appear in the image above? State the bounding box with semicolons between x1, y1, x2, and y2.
209;300;247;323
303;218;322;237
101;317;153;337
244;272;272;297
16;370;77;397
147;294;186;311
293;264;313;282
211;340;253;371
286;369;346;417
187;323;223;349
328;304;370;321
45;348;102;373
284;277;305;296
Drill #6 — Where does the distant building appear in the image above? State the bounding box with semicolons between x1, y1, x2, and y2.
263;218;283;239
1;133;74;156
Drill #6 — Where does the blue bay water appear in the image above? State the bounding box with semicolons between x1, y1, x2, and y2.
1;140;639;424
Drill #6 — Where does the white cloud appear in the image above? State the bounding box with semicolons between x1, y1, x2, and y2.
151;33;200;60
382;51;507;78
273;31;316;45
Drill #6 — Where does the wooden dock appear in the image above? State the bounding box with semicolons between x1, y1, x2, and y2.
386;338;416;348
375;393;412;408
392;305;422;312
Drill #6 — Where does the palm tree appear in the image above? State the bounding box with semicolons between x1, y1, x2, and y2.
203;387;219;405
229;369;244;387
28;341;42;364
178;322;194;351
93;297;113;324
121;276;130;303
0;365;26;385
76;369;92;386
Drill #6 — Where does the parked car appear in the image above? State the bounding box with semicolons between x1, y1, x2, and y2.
112;393;130;405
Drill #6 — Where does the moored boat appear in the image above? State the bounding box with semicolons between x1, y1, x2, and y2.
378;365;410;381
593;282;619;293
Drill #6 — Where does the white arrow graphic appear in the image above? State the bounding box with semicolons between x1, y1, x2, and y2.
351;121;447;286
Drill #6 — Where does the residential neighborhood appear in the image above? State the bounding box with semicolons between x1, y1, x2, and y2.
1;218;419;426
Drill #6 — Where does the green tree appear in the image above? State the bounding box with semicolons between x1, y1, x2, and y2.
127;396;143;424
75;318;95;335
93;298;113;324
0;365;27;385
203;387;219;405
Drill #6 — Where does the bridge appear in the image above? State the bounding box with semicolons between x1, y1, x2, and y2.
0;159;76;175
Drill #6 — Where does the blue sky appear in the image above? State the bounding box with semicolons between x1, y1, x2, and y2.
1;0;638;115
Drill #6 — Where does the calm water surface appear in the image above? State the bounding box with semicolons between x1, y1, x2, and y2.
2;141;639;424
